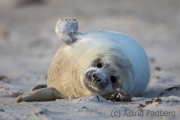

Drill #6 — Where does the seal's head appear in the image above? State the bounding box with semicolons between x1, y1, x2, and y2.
84;57;118;97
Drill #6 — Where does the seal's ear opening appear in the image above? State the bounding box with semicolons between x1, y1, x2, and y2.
110;75;117;84
55;19;79;45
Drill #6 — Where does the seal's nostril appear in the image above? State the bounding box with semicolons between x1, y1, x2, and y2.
97;79;101;83
93;74;95;78
92;73;96;79
91;73;102;83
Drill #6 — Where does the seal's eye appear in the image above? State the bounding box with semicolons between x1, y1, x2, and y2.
110;76;116;83
97;62;103;68
92;58;104;68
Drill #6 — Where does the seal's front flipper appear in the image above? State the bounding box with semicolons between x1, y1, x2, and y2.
31;84;47;91
159;85;180;97
16;88;62;102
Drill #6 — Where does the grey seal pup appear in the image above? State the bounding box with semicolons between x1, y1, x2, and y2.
16;19;150;102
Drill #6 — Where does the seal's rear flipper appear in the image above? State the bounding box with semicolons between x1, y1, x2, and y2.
31;84;47;91
55;19;83;45
16;88;62;102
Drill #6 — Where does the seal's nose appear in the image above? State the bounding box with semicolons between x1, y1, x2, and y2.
92;72;102;83
86;70;103;83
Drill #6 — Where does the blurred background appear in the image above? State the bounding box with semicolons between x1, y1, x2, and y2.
0;0;180;92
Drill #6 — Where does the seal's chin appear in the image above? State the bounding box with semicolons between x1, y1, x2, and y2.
85;81;102;93
84;80;113;98
84;76;109;95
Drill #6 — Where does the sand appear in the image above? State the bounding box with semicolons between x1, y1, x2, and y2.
0;0;180;119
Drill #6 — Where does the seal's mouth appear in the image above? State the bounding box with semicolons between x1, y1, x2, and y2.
85;81;101;93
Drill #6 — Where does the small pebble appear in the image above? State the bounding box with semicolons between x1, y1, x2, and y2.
0;75;11;83
139;104;145;107
31;108;46;115
0;108;5;112
155;98;162;102
145;100;153;105
154;66;161;71
77;106;87;112
149;57;156;63
69;95;75;101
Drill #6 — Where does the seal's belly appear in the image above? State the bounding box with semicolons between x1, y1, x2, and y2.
47;45;86;98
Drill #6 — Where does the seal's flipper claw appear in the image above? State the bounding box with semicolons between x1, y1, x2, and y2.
31;84;47;91
16;88;62;102
55;18;79;45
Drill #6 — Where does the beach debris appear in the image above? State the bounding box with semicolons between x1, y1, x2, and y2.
154;66;161;71
137;103;146;111
155;97;162;102
139;104;145;107
145;100;153;105
77;106;88;112
69;95;75;101
0;108;5;112
0;29;10;40
0;75;11;83
149;57;156;63
145;97;162;105
109;88;132;102
145;98;154;105
31;108;47;116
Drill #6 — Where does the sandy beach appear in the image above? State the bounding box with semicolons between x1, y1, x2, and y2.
0;0;180;119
